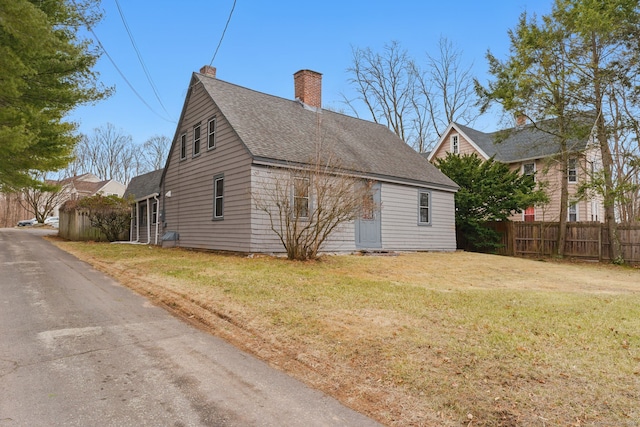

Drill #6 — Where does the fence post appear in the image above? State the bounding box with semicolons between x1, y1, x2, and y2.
598;223;602;261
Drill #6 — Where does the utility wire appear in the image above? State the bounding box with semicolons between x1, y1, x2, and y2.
89;27;175;123
114;0;172;119
209;0;237;66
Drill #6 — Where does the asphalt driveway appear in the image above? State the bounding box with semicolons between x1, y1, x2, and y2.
0;228;380;426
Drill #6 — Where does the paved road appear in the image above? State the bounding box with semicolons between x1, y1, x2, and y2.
0;228;381;427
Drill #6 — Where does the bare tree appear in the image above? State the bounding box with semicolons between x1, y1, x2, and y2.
17;173;67;222
62;123;145;184
344;39;479;153
416;36;481;144
63;125;170;183
87;123;142;184
253;150;375;261
142;135;170;171
344;41;421;148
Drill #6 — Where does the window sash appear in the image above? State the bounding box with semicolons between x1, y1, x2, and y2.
180;134;187;160
193;124;201;156
568;202;578;222
568;158;577;183
293;177;310;218
523;162;535;176
214;176;224;219
418;191;430;224
451;135;459;154
208;117;216;150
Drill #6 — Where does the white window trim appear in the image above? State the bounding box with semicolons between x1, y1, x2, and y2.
450;134;459;154
207;116;217;150
523;162;536;180
418;190;431;225
568;158;578;183
568;202;578;222
523;206;536;221
213;174;224;220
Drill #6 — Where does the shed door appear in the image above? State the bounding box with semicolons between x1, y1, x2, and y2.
355;183;381;249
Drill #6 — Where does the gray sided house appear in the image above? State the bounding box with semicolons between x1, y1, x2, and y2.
160;66;458;253
123;169;163;244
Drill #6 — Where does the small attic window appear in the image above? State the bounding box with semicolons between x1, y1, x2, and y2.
451;134;459;154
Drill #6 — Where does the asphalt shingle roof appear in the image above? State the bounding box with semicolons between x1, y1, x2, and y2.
195;73;458;190
124;169;163;200
455;117;592;163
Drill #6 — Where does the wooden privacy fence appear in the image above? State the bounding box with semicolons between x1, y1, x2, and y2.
487;221;640;264
59;209;128;242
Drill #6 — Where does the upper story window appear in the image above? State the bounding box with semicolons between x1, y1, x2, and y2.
193;123;201;157
180;134;187;160
523;162;536;179
207;117;217;150
213;174;224;219
418;190;431;225
293;177;310;219
451;134;459;154
568;158;577;183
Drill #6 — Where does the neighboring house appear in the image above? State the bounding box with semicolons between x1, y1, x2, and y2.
123;169;163;244
428;120;604;223
53;173;126;215
158;66;458;253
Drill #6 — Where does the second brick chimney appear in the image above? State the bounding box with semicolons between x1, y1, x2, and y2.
294;69;322;109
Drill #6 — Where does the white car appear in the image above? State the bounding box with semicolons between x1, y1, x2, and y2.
44;216;59;228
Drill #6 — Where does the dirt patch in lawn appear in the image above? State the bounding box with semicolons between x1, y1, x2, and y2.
50;240;640;426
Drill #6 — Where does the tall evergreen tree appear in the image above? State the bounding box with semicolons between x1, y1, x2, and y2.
0;0;109;190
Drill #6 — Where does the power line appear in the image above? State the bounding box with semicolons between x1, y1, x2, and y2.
114;0;172;118
209;0;237;66
89;27;175;124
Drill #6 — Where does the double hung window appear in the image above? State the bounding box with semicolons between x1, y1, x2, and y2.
418;190;431;225
293;177;310;219
207;117;216;150
213;175;224;219
193;123;201;157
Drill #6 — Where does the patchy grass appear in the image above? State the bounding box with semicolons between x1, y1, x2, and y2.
51;240;640;426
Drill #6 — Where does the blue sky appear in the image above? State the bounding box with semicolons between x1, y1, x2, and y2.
70;0;553;145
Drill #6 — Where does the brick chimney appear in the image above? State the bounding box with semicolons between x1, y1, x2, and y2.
294;69;322;109
200;65;217;78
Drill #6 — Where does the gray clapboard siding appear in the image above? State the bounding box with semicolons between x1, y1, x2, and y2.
249;166;357;254
163;81;253;252
380;183;456;251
